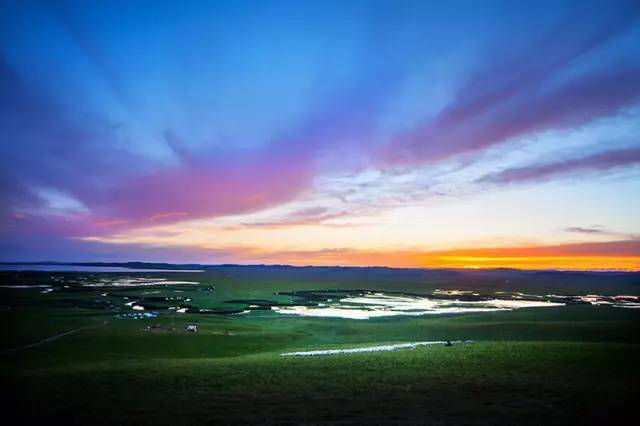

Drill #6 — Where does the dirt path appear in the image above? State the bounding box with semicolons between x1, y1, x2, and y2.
280;340;473;357
0;323;107;355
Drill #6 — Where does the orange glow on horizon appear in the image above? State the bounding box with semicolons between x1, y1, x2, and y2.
420;255;640;271
277;254;640;271
261;246;640;271
83;228;640;271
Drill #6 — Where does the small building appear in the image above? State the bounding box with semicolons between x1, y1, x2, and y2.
186;324;198;333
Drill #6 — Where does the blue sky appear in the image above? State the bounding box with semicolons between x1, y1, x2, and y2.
1;0;639;268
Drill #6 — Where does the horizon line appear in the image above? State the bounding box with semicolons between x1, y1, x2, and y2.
1;260;638;273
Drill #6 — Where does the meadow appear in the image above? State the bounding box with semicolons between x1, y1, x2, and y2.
1;265;639;424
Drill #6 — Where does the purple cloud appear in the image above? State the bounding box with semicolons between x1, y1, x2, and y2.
1;51;384;243
479;146;640;184
384;16;640;166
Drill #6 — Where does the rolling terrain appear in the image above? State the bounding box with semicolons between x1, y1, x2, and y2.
1;265;639;424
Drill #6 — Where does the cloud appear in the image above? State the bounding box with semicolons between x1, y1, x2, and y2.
479;146;640;184
232;207;356;229
564;226;638;240
1;34;388;217
565;226;609;235
3;2;640;263
77;77;386;227
384;14;640;166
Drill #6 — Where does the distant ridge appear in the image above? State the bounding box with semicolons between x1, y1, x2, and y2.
0;261;638;275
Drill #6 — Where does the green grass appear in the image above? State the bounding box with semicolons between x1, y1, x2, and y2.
1;268;639;424
4;305;639;363
5;342;639;425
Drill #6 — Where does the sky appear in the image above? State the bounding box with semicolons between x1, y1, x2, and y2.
1;0;640;270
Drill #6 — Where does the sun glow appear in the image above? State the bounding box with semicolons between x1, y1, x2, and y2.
422;255;640;271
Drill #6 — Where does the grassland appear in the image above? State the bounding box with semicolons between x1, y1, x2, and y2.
1;266;639;424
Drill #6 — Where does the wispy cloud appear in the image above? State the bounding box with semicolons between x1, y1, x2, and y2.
564;225;639;240
223;207;358;229
479;146;640;184
565;226;610;235
0;53;383;234
385;13;640;166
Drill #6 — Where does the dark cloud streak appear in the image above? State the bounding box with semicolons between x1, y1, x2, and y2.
479;146;640;184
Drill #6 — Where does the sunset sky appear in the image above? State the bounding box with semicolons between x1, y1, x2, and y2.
1;0;639;270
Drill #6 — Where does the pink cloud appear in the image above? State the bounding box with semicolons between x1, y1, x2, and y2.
146;212;188;222
84;148;314;227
